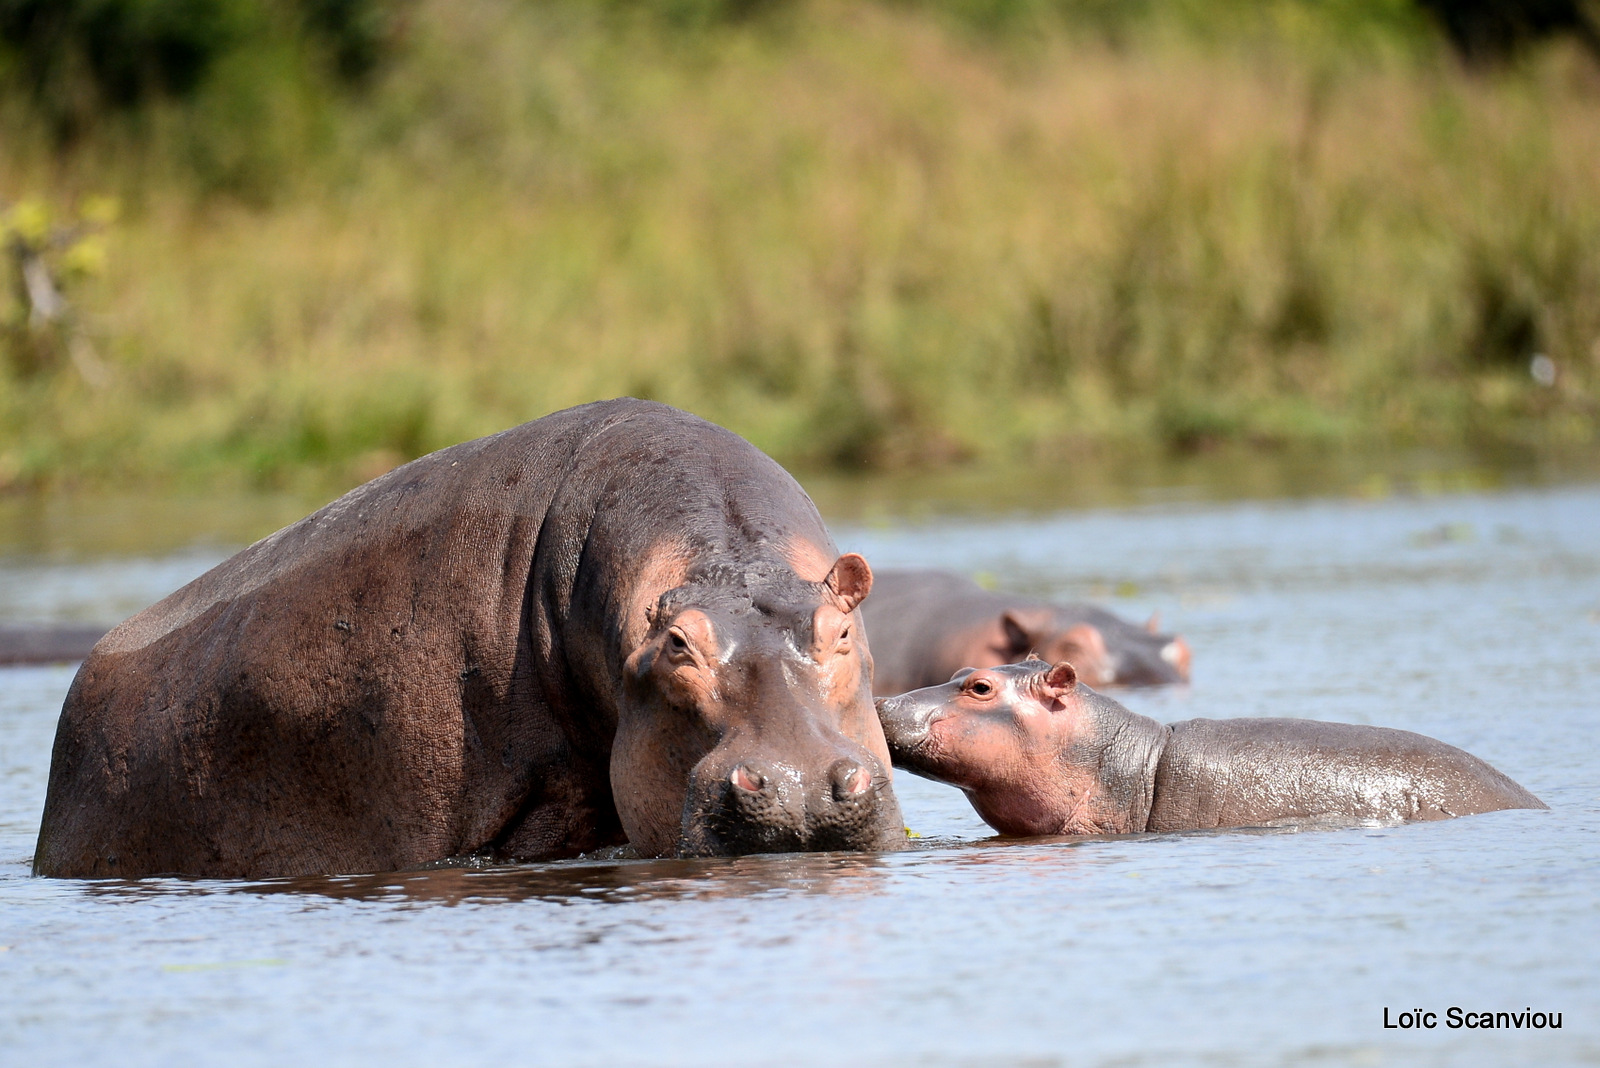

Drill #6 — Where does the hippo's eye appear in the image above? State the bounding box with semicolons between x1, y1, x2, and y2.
967;678;995;697
667;629;691;658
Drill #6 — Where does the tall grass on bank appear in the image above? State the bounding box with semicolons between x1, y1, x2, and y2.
1;0;1598;492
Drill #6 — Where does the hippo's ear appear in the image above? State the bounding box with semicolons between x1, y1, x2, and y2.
1145;612;1162;635
824;553;873;613
1001;608;1052;658
1040;661;1078;698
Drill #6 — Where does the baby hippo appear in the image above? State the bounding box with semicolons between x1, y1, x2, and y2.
877;660;1545;836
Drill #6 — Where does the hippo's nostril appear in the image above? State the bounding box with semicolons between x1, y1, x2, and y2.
830;760;872;802
730;764;766;793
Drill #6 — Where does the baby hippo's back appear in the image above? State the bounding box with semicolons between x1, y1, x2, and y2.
1148;718;1546;831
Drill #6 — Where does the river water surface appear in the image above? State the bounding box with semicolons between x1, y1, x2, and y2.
1;480;1596;1066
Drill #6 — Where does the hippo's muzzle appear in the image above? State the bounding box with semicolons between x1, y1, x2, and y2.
678;747;901;856
875;693;946;754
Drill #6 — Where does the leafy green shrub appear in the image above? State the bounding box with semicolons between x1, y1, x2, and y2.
0;0;396;137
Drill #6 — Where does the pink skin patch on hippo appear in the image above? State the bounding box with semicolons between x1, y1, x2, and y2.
622;539;696;651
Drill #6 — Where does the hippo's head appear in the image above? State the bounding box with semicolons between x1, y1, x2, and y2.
995;608;1191;688
616;553;905;857
876;659;1166;837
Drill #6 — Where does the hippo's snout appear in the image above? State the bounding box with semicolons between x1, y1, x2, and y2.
876;692;944;753
681;748;901;856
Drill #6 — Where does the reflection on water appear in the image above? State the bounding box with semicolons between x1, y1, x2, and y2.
78;825;1356;911
84;850;904;908
2;481;1598;1067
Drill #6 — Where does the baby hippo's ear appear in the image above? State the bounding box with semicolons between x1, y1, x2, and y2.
824;553;873;613
1039;661;1078;699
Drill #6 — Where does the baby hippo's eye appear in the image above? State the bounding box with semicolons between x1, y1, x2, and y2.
967;678;994;697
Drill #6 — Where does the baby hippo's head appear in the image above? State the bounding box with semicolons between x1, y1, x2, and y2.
876;659;1167;837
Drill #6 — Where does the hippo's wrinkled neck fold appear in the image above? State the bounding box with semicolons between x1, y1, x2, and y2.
1117;724;1171;835
1069;691;1170;835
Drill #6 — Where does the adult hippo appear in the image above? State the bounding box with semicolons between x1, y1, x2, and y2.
862;569;1190;696
878;659;1543;836
35;399;904;878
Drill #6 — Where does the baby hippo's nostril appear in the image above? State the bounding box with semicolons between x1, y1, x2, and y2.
830;760;872;802
730;764;766;794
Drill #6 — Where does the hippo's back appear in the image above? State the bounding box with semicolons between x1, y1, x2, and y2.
1148;718;1546;831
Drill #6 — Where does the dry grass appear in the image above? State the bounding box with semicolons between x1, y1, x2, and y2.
2;0;1597;492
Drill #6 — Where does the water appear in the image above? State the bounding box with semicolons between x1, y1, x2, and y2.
2;483;1597;1066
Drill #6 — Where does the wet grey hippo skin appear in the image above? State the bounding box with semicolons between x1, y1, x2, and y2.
861;568;1190;697
0;625;109;666
878;660;1544;836
35;399;904;878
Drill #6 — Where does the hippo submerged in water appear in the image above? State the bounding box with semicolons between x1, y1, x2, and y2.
0;625;108;666
878;659;1544;836
35;399;904;878
862;569;1190;696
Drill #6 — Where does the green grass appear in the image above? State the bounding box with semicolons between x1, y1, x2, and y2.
1;0;1597;494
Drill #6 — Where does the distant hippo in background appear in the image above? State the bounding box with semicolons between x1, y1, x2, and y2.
0;624;109;666
878;659;1544;837
35;399;904;879
861;569;1190;696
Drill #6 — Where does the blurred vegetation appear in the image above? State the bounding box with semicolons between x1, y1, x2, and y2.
1;0;1598;493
